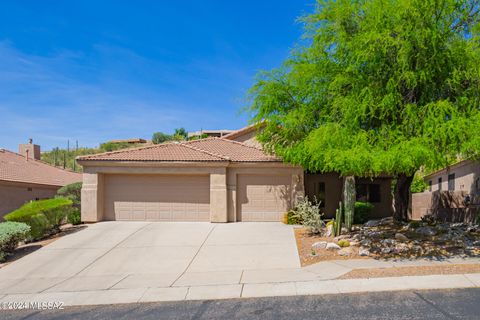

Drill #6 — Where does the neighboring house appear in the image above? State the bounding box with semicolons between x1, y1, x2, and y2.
187;129;234;139
0;140;82;218
411;160;480;221
77;126;393;223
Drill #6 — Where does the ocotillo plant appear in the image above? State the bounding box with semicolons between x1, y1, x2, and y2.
334;201;343;236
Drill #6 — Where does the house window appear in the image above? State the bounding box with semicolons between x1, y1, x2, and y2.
438;177;442;191
448;173;455;191
356;184;368;202
313;182;326;208
428;180;432;192
356;184;381;203
27;187;32;191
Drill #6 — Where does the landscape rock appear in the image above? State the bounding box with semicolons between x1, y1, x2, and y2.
338;247;354;256
359;247;370;256
364;220;381;227
381;247;392;254
395;233;409;242
326;242;341;250
416;226;438;236
312;241;328;249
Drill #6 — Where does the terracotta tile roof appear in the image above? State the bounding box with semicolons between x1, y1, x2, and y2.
77;138;280;163
0;149;82;187
222;123;264;140
185;138;278;162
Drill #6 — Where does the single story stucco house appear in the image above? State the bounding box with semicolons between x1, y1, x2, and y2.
0;140;82;218
77;126;392;223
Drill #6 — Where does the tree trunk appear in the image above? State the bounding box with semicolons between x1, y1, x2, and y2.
343;175;356;231
393;173;414;222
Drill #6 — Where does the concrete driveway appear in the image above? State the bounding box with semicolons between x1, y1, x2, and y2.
0;222;300;301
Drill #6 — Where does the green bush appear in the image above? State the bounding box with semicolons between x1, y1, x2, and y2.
354;202;374;224
410;174;429;193
0;222;30;262
4;198;73;240
67;208;81;225
338;239;350;247
56;182;82;208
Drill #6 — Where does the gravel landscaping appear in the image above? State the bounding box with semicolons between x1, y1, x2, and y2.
295;218;480;266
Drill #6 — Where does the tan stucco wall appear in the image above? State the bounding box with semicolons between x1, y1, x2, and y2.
305;174;393;219
230;130;262;148
425;160;480;194
79;161;303;223
0;180;58;219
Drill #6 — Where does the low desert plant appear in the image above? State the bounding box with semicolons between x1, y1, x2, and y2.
67;208;81;225
338;239;350;247
293;197;324;234
56;182;82;208
4;198;73;239
354;202;374;224
0;222;30;262
284;210;303;225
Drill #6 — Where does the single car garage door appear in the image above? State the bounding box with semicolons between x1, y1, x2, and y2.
237;174;292;221
104;174;210;221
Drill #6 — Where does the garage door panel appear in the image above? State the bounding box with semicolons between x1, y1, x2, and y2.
105;174;210;221
237;174;292;222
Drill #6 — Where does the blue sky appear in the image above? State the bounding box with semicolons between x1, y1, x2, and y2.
0;0;314;151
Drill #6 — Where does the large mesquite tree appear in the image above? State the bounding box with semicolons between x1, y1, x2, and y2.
249;0;480;221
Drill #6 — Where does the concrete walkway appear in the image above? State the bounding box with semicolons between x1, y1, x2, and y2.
0;222;479;307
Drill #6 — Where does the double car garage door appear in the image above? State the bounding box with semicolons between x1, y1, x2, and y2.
104;174;291;222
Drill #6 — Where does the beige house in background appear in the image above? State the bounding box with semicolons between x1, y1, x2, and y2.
412;159;480;221
0;140;82;218
78;126;393;223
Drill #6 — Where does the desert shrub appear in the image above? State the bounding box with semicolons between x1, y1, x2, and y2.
67;208;81;225
284;210;303;225
0;222;30;262
293;197;324;233
4;198;73;239
354;202;374;224
338;239;350;247
56;182;82;208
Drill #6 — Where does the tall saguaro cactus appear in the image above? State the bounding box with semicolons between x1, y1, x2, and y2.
343;176;356;231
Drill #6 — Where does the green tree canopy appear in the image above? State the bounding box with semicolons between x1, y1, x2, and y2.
152;132;172;144
249;0;480;220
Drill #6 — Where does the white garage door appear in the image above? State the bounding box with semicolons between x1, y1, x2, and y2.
104;174;210;221
237;174;291;221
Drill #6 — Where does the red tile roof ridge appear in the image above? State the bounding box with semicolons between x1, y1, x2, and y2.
76;141;179;160
218;136;267;152
179;141;229;161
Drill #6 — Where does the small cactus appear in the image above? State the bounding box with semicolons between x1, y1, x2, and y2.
335;202;343;236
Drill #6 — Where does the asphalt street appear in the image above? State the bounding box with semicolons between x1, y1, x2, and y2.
2;288;480;320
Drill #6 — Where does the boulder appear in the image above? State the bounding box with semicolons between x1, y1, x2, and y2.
359;247;370;256
326;242;341;250
338;247;354;256
395;233;409;242
381;247;392;254
416;226;438;236
360;239;372;247
312;241;328;249
364;220;381;227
